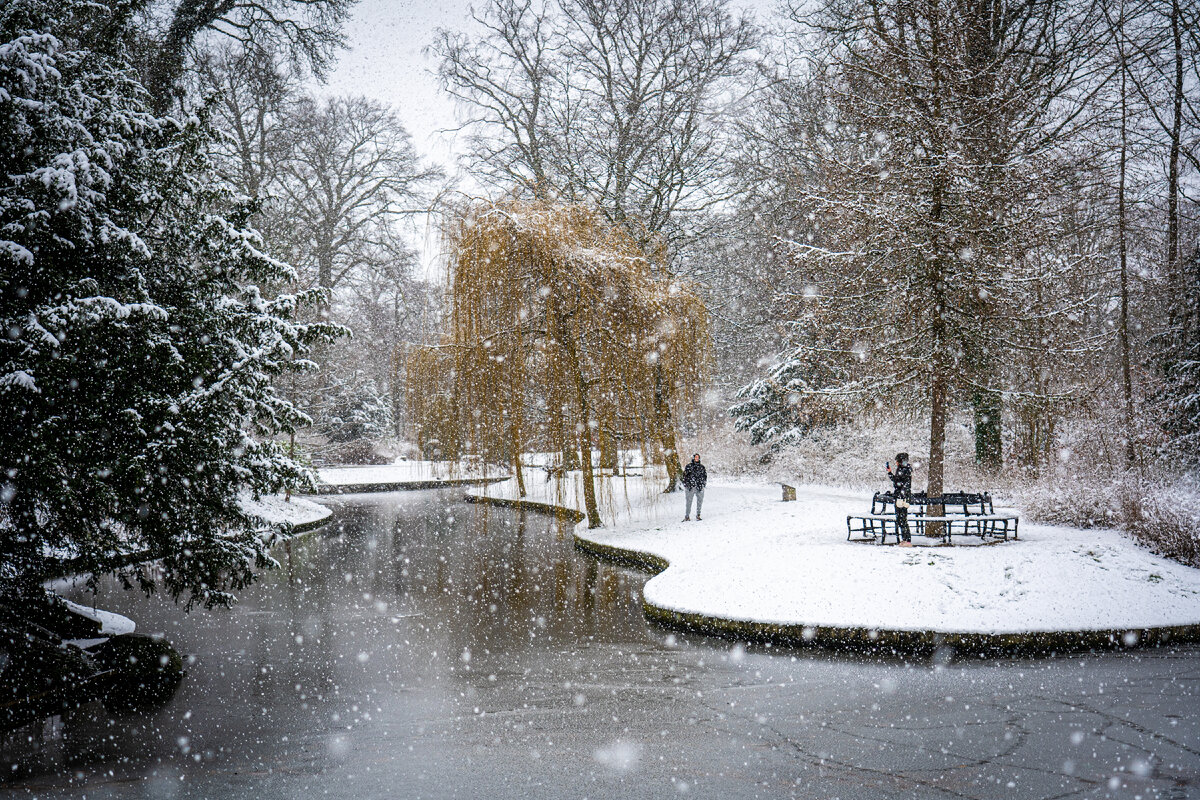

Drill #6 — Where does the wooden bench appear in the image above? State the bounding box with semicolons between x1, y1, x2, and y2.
847;491;1019;545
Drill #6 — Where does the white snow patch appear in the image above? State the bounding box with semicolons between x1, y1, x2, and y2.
317;460;492;487
240;494;332;527
62;598;135;635
471;477;1200;635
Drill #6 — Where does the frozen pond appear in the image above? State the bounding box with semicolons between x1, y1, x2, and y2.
5;491;1200;799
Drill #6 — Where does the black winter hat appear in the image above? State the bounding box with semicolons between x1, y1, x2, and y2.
895;452;909;464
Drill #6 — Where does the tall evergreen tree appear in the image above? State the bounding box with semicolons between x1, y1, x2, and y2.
0;0;341;608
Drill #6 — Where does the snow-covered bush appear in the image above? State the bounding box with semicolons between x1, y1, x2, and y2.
1122;475;1200;568
303;368;393;444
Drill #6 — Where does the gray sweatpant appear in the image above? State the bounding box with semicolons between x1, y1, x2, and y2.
685;486;704;518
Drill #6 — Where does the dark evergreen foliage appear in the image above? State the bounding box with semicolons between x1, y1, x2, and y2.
0;0;342;608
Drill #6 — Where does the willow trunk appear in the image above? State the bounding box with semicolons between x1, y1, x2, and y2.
653;364;682;493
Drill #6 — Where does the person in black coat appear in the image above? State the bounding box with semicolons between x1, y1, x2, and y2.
682;453;707;521
887;452;913;546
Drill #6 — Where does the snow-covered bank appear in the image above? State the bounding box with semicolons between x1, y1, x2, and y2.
240;494;333;532
315;461;504;493
469;476;1200;644
61;598;135;636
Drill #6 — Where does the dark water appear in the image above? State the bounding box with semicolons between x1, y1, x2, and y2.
4;491;1199;799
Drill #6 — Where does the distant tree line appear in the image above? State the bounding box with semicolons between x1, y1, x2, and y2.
192;43;443;452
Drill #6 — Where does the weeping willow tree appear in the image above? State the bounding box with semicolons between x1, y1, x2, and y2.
410;199;708;527
405;346;465;461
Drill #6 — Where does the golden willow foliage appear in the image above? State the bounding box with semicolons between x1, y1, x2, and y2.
409;199;709;527
405;346;464;460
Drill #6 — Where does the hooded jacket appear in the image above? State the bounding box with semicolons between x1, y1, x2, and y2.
682;460;707;490
889;462;912;501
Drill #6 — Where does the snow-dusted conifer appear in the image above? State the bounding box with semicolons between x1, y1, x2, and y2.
0;0;341;608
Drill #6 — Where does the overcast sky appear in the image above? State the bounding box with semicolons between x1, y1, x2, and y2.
319;0;485;178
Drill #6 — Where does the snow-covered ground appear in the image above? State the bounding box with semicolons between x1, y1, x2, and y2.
317;460;499;487
316;452;648;489
470;475;1200;636
240;493;332;529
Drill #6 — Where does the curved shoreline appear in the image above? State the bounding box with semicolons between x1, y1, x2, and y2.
289;512;334;535
313;477;505;495
471;492;1200;656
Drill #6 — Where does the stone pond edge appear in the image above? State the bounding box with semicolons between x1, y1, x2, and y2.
466;492;1200;657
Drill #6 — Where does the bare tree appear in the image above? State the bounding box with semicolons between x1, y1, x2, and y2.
194;43;296;202
341;234;440;437
142;0;354;111
734;0;1108;512
432;0;757;251
1118;0;1200;346
554;0;757;245
431;0;561;196
276;96;441;295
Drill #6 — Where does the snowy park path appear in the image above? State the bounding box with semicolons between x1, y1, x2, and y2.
470;477;1200;650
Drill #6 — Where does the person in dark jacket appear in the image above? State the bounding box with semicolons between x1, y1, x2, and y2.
682;453;707;521
887;452;913;546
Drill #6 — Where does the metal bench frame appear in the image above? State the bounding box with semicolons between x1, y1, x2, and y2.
847;490;1018;544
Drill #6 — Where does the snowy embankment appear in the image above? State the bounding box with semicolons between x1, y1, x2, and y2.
469;475;1200;645
241;493;333;532
315;460;503;493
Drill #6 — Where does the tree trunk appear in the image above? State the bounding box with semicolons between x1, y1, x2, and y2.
927;360;949;536
599;427;618;473
560;325;601;527
560;434;579;471
1168;0;1183;334
1117;22;1137;469
924;14;948;537
578;431;600;528
653;364;682;493
971;389;1003;471
391;344;403;439
511;422;527;498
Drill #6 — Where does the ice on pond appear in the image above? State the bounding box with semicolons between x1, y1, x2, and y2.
594;739;640;773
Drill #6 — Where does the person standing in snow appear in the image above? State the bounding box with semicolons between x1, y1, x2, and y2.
682;453;707;521
887;452;913;546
